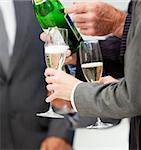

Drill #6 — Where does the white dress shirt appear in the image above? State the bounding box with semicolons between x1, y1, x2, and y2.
0;0;16;55
70;81;82;112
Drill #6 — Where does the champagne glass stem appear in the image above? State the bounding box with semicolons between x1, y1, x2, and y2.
48;103;54;112
36;102;64;118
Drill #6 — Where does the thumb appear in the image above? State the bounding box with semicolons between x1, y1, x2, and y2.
40;32;47;42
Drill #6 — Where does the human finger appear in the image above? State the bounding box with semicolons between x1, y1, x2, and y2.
72;13;88;23
66;50;71;57
45;74;59;84
64;3;88;14
99;76;119;84
45;76;53;84
65;56;73;65
80;28;97;36
46;83;58;92
45;94;56;103
65;53;77;65
44;68;57;77
76;22;94;30
40;32;47;42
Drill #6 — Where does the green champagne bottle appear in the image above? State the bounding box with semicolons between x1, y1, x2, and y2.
32;0;83;53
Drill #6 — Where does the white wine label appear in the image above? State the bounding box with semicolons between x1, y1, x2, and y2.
34;0;46;5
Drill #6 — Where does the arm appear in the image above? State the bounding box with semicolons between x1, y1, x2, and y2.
44;1;141;119
65;2;127;38
74;1;141;119
40;118;74;150
39;33;74;150
46;118;74;145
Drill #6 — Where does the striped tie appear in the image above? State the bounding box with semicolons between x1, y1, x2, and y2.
120;1;132;62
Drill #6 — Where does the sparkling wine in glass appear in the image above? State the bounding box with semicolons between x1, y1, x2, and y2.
37;27;70;118
79;40;113;129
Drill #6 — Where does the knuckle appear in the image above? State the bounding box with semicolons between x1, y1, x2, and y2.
73;15;79;22
89;13;96;21
54;76;59;82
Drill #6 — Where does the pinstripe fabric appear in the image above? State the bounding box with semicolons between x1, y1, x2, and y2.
120;14;132;57
120;1;132;61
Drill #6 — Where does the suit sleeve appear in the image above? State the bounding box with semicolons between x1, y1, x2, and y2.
74;1;141;119
46;118;74;145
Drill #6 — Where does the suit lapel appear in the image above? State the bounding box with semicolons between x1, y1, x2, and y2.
8;1;31;79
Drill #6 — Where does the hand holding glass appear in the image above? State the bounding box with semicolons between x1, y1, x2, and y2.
37;27;69;118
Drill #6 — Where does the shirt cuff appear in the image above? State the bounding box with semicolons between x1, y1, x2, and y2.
70;81;83;112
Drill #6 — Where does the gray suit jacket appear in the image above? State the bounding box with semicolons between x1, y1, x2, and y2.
74;0;141;119
74;1;141;149
0;1;73;149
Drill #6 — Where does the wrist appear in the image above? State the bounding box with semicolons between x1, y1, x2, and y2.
70;81;83;112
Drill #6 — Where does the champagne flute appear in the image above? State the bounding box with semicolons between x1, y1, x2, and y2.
37;27;69;118
79;40;113;129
